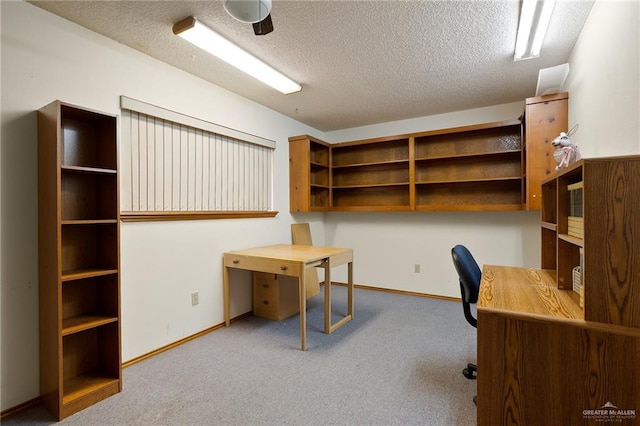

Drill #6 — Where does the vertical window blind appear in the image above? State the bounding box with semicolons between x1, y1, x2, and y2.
120;97;274;216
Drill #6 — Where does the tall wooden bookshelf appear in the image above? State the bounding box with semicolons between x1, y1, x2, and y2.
38;101;121;419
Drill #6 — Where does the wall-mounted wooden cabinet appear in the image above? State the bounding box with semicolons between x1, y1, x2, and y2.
525;92;568;211
289;135;331;212
289;119;524;212
541;155;640;327
38;101;121;419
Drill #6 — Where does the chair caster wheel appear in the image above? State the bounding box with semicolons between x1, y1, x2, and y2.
463;363;477;380
463;368;475;379
473;395;477;406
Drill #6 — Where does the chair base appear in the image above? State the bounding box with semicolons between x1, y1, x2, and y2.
463;363;477;406
463;362;477;380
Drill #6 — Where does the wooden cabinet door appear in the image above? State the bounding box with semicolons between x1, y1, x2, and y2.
525;93;568;210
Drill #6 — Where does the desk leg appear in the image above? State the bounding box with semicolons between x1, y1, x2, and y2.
324;259;331;333
223;261;230;327
348;261;354;318
325;259;353;334
300;268;307;351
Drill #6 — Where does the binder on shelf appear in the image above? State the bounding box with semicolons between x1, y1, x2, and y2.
567;181;583;238
579;247;584;308
568;216;584;239
572;266;582;294
568;181;583;216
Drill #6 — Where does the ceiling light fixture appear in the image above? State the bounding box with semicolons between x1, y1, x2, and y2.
172;16;301;94
224;0;271;24
514;0;556;61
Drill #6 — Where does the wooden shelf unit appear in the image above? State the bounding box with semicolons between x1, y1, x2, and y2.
524;92;568;211
38;101;121;420
289;135;331;212
541;155;640;326
289;119;524;212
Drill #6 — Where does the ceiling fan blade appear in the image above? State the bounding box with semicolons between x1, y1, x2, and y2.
253;13;273;36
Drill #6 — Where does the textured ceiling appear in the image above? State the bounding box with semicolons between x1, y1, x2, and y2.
29;0;594;132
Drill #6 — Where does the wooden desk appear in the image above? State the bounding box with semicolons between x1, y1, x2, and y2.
223;244;354;350
477;265;640;425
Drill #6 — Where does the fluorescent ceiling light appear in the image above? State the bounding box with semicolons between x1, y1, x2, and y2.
514;0;556;61
173;16;302;94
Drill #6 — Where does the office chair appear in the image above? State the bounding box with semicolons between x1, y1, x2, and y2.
451;244;481;406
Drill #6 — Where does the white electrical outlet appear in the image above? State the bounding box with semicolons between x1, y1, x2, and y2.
191;291;199;306
414;264;421;273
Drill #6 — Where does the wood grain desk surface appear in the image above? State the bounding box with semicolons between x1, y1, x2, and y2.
478;265;583;321
476;265;640;426
224;244;352;263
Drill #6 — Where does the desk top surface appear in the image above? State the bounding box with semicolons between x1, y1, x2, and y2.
478;265;583;321
224;244;352;263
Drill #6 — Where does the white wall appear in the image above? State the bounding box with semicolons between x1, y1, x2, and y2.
324;210;540;296
0;1;323;410
564;0;640;156
322;102;540;297
324;101;524;143
2;0;638;415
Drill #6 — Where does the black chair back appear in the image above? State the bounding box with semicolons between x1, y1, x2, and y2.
451;244;482;328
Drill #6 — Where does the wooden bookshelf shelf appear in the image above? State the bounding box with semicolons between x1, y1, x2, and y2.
63;375;120;405
62;268;119;281
415;149;521;162
416;176;521;185
61;165;117;174
62;315;119;336
557;233;584;247
541;221;557;231
332;158;410;168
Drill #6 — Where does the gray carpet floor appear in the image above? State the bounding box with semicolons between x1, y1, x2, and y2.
5;286;478;425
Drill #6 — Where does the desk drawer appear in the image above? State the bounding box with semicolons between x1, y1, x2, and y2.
253;272;299;321
226;255;299;277
253;273;278;298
